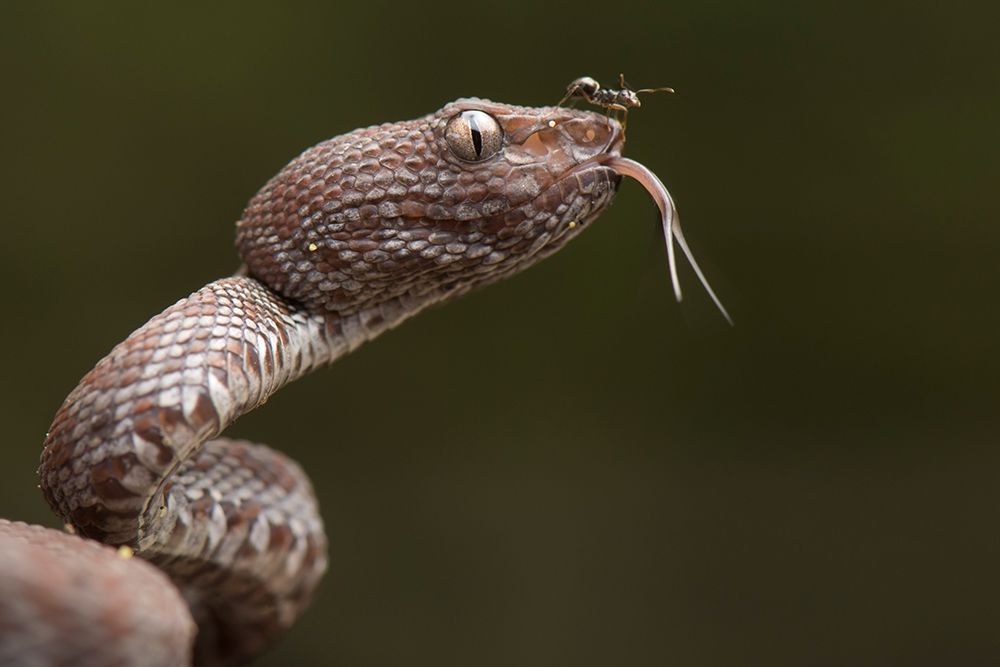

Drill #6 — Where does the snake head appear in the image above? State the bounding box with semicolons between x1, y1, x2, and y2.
236;98;624;316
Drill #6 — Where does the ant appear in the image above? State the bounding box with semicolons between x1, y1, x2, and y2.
558;74;674;134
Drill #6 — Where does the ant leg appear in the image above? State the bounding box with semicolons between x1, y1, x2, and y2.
601;104;616;135
559;83;596;108
607;103;629;137
557;85;579;108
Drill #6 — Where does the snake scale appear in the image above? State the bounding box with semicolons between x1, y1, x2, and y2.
0;92;722;666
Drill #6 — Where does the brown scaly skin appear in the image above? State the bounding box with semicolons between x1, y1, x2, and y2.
28;99;623;666
0;519;194;667
237;98;623;315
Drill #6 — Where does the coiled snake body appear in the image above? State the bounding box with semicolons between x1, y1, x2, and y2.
0;95;708;666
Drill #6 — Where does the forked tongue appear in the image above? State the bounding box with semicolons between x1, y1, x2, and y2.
604;157;733;326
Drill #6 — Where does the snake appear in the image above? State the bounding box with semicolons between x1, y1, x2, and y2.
0;92;727;666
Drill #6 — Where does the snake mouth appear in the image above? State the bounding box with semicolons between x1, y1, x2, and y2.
600;155;733;325
532;118;626;200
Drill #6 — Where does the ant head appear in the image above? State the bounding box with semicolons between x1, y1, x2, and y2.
618;89;642;108
567;76;600;98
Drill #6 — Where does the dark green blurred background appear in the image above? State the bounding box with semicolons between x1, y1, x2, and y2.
2;2;998;665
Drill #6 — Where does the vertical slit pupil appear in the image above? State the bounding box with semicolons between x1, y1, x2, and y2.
467;115;484;158
470;127;483;157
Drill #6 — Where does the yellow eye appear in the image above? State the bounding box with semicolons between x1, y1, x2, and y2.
445;110;503;162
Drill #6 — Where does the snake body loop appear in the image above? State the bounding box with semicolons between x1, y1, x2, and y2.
18;98;627;665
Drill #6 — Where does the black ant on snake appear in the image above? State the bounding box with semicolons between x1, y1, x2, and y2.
558;73;674;134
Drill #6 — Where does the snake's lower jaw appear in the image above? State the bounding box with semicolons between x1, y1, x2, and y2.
422;162;622;308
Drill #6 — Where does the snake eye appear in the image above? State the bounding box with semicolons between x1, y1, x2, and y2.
445;110;503;162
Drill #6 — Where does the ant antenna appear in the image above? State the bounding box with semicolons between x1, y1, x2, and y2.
636;86;676;95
